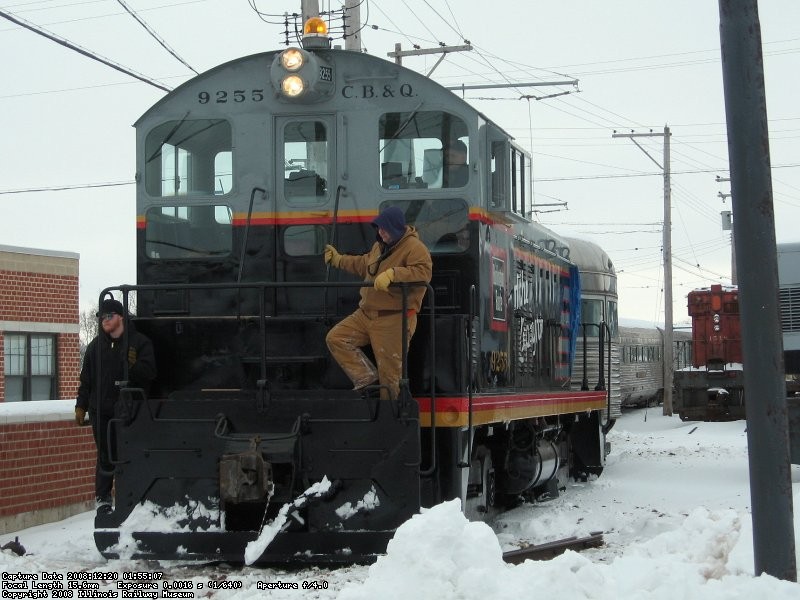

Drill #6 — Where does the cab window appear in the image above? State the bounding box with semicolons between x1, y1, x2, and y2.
145;204;232;259
379;111;468;190
283;120;328;205
284;225;328;256
145;119;232;197
378;199;469;253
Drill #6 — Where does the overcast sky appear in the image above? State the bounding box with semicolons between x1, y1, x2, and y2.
1;0;798;323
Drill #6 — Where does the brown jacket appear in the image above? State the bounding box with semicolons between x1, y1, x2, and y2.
337;226;432;312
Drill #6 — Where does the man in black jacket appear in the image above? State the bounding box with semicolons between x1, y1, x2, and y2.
74;298;156;513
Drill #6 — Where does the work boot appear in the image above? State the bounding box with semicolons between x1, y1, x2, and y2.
95;496;112;515
351;361;379;390
353;377;378;391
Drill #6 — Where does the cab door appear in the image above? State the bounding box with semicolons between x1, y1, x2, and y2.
274;115;336;314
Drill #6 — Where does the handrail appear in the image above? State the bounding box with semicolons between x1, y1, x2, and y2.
323;184;345;320
401;281;438;477
576;320;614;430
237;187;267;318
101;279;437;475
598;321;614;432
456;285;477;470
595;322;606;391
101;279;435;417
580;323;590;391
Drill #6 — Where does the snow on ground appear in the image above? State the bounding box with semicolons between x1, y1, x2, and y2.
2;408;799;598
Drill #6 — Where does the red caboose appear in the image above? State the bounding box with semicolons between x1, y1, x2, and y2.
688;284;742;368
674;284;745;421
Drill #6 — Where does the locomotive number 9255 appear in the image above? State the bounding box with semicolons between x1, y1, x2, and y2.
198;90;265;104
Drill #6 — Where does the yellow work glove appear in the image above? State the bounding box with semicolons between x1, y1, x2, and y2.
324;244;341;268
373;268;395;292
74;407;88;426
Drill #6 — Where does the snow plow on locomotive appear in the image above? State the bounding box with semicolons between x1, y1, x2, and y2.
93;21;613;565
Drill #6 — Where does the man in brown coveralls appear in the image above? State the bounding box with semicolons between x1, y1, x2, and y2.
324;206;432;399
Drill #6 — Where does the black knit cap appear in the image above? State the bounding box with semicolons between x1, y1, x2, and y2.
96;298;124;317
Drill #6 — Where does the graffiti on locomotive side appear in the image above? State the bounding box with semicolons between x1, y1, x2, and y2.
512;260;561;320
517;317;545;361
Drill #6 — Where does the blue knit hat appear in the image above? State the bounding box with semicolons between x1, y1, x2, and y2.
372;206;406;242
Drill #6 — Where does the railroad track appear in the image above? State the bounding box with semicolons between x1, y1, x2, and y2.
501;532;604;564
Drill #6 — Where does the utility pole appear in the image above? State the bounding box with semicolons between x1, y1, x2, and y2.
612;127;674;415
344;0;362;51
301;0;319;21
719;0;796;581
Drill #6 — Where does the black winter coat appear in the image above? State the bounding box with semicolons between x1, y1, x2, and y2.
76;323;156;416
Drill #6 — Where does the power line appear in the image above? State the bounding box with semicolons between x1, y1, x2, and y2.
0;0;212;31
0;8;172;92
246;0;295;25
0;180;134;195
536;163;799;182
115;0;198;75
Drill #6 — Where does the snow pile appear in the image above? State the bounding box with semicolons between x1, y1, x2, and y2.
340;500;800;600
339;499;506;600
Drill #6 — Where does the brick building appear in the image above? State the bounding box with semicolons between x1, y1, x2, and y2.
0;244;81;402
0;245;94;532
0;402;95;533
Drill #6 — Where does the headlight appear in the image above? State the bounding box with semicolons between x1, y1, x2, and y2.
281;75;305;97
281;48;304;71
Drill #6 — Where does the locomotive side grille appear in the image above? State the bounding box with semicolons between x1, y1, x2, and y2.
779;286;800;332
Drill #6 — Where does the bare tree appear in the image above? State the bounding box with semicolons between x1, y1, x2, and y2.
79;308;100;348
79;308;99;365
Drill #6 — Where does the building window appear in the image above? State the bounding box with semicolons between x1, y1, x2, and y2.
3;333;56;401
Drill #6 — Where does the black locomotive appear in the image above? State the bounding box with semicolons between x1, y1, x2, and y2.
94;18;611;564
